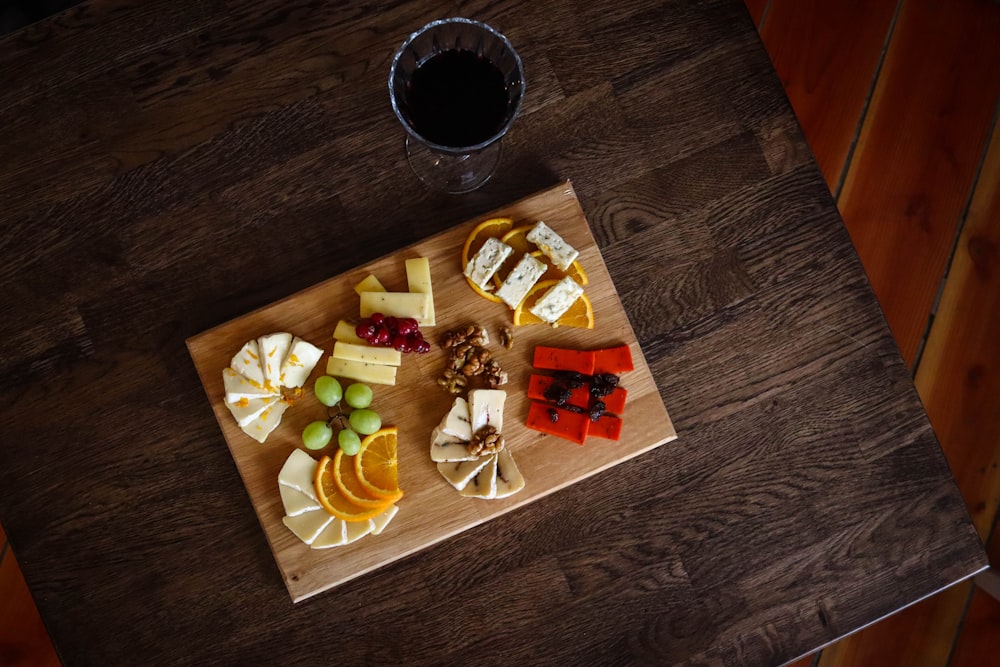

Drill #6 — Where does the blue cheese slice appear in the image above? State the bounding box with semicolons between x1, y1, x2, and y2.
258;332;293;389
526;221;578;271
468;389;506;433
496;253;547;309
494;448;525;499
231;339;266;386
459;453;499;499
464;237;513;289
241;399;289;443
528;277;585;324
279;337;324;388
223;368;279;404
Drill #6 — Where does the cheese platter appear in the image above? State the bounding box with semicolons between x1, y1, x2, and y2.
186;180;677;602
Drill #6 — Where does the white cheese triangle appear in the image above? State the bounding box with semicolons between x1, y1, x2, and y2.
282;509;333;545
468;389;506;433
240;399;289;443
223;367;279;404
279;484;320;516
345;519;373;544
278;449;318;500
225;395;278;428
311;518;348;548
460;453;498;499
494;448;525;499
258;332;293;389
231;339;266;386
439;396;472;440
370;504;398;536
430;427;477;463
279;336;325;388
437;456;492;491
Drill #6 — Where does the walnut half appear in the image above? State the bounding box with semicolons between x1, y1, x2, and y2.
469;424;505;456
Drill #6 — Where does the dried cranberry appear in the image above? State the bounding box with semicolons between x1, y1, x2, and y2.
397;318;419;335
384;316;399;331
355;323;376;340
415;340;431;354
391;334;410;352
593;373;620;387
589;383;614;398
372;327;391;346
370;313;385;326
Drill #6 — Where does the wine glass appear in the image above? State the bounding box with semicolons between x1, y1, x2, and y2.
389;18;526;194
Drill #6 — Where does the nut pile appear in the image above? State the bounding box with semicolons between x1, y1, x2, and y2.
437;324;509;394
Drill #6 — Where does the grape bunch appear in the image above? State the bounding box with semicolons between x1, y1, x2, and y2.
355;313;431;354
302;377;382;455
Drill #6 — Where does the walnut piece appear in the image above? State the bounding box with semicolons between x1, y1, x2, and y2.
469;424;505;456
440;324;489;349
438;324;505;393
499;326;514;350
437;369;468;395
484;359;508;388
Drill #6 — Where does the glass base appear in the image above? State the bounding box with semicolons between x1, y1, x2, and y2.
405;136;502;194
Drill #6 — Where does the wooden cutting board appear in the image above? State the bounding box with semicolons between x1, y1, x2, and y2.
186;181;676;602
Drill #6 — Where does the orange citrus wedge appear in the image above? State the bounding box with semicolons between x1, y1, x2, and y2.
513;280;595;329
355;427;403;500
333;448;402;508
315;455;394;522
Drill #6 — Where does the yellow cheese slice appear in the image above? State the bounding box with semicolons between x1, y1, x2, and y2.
326;356;397;386
405;257;435;326
359;291;432;325
333;320;368;345
354;274;386;295
332;341;402;367
311;518;348;548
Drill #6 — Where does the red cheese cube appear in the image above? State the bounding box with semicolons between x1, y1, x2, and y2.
593;344;634;375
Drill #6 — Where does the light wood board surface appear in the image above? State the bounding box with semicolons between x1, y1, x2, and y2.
187;181;676;602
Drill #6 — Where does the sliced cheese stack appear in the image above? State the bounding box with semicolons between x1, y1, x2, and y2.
278;449;398;548
464;220;586;323
431;390;525;499
223;333;324;443
327;259;435;386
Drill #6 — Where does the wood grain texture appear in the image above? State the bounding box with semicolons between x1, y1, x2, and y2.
836;0;1000;366
0;0;986;664
187;182;676;601
0;546;61;667
951;534;1000;667
759;0;896;191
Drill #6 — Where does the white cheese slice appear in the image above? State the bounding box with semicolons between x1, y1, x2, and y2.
526;221;579;271
464;237;513;288
279;484;321;516
460;453;498;499
326;357;397;385
240;399;289;443
359;291;433;325
282;509;333;545
278;337;324;388
430;427;477;462
496;253;547;309
354;274;387;295
223;368;279;404
311;518;348;548
370;504;399;536
468;389;506;433
345;519;373;544
333;341;402;367
405;257;436;326
231;339;266;386
528;276;585;324
225;395;278;428
494;448;526;499
439;397;472;440
437;456;493;491
278;449;319;500
258;332;293;389
333;320;368;345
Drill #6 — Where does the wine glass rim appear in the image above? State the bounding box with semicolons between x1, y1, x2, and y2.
388;17;525;155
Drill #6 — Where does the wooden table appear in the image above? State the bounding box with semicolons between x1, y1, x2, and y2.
0;0;987;664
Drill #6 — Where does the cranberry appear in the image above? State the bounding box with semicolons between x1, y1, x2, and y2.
384;316;399;331
415;340;431;354
355;323;376;340
370;313;385;326
372;326;391;346
391;334;409;352
396;318;419;335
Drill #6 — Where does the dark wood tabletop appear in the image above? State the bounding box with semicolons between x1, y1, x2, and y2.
0;0;988;665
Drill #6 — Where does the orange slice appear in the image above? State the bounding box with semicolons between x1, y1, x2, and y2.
355;427;403;500
513;280;595;329
315;455;393;522
461;217;514;303
333;448;402;508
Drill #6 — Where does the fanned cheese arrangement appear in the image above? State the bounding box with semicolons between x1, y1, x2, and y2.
431;390;525;499
223;333;324;442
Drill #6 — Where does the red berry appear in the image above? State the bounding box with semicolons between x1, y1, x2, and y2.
397;318;418;335
370;313;384;326
373;326;391;345
384;316;399;331
355;323;375;340
391;334;409;351
416;340;431;354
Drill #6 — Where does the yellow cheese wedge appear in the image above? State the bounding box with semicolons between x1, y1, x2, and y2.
405;257;435;326
326;356;397;386
359;291;432;325
354;274;386;295
333;320;367;345
311;518;348;548
332;341;402;367
282;509;333;545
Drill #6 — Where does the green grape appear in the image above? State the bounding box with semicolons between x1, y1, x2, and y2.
348;408;381;435
338;428;362;456
302;421;333;450
344;383;373;409
314;376;343;407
